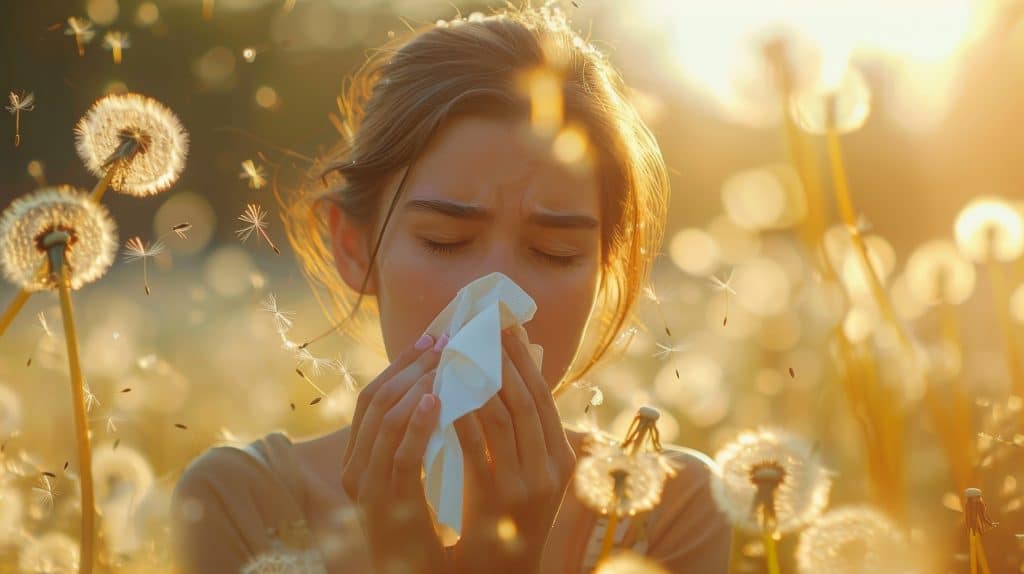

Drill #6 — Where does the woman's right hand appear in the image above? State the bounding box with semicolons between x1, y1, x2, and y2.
340;332;450;573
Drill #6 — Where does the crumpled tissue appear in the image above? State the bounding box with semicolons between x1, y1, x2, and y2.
421;271;543;543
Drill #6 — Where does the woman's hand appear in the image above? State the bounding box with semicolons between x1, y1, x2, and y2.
452;328;577;574
340;332;449;573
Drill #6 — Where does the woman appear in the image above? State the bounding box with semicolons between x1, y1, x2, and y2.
170;4;731;573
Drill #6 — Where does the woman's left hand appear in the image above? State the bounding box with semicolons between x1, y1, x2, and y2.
451;327;578;574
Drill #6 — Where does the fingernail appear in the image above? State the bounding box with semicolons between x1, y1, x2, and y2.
433;333;449;352
415;333;434;351
418;394;436;412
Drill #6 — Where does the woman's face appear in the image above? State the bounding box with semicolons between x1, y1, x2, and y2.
329;115;603;390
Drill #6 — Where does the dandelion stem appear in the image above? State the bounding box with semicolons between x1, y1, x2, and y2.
0;288;31;339
49;239;96;574
75;34;84;57
596;512;619;565
90;163;118;203
143;258;150;295
761;525;780;574
14;109;21;147
975;531;992;574
985;259;1024;398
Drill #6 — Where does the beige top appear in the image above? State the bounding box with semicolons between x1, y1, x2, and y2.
169;428;730;573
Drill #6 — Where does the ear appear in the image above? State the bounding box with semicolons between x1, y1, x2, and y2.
327;202;378;295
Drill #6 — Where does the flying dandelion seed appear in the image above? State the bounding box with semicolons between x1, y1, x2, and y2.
6;91;35;147
122;236;165;295
83;384;101;412
795;506;911;574
261;293;294;332
171;222;192;239
309;397;322;406
75;93;189;197
642;284;673;337
710;269;737;326
240;159;267;190
32;475;60;512
64;17;95;56
236;203;280;254
710;427;831;536
652;341;687;360
103;30;130;64
0;186;118;292
174;423;188;430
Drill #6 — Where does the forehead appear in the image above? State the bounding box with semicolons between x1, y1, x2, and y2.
402;115;600;214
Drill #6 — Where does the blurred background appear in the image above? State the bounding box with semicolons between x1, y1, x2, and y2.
1;0;1023;572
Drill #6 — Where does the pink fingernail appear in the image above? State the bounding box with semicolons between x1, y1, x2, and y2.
433;333;449;352
415;333;434;351
418;394;436;412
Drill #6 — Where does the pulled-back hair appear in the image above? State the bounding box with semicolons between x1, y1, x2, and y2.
277;2;669;396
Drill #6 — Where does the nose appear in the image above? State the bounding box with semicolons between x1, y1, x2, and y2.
467;245;534;298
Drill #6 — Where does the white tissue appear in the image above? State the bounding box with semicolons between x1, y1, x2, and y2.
421;271;544;543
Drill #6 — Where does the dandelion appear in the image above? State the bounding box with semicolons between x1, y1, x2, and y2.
954;196;1024;264
575;407;678;565
0;186;117;292
241;548;327;574
18;531;79;574
64;17;95;56
904;239;976;306
709;269;736;326
236;203;281;254
83;384;101;413
103;31;130;64
963;488;996;574
122;236;165;295
0;187;109;574
652;341;687;361
75;92;189;199
7;91;34;147
171;222;192;239
261;293;295;332
711;428;831;574
91;443;154;508
795;506;911;574
240;159;267;190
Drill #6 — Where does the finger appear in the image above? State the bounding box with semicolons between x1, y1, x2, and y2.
366;367;437;487
344;332;437;464
342;342;444;494
476;393;521;479
392;393;441;496
502;329;573;460
497;346;547;472
453;412;490;486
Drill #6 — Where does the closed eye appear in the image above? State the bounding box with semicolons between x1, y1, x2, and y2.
419;239;582;268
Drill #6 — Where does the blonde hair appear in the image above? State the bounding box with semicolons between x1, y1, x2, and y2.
277;2;669;396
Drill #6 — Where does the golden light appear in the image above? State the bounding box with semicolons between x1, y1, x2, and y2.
904;239;976;306
733;257;792;316
840;235;896;303
1011;284;1024;324
953;196;1024;263
254;85;279;109
521;67;564;138
551;125;589;165
721;164;806;230
668;228;719;276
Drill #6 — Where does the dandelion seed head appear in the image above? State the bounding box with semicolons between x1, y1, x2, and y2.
241;548;327;574
236;203;269;242
92;443;154;506
711;427;831;534
0;186;118;291
574;434;677;516
954;196;1024;263
18;531;80;574
75;93;189;197
795;506;910;574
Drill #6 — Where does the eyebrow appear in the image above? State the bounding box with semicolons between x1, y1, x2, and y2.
403;198;599;230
